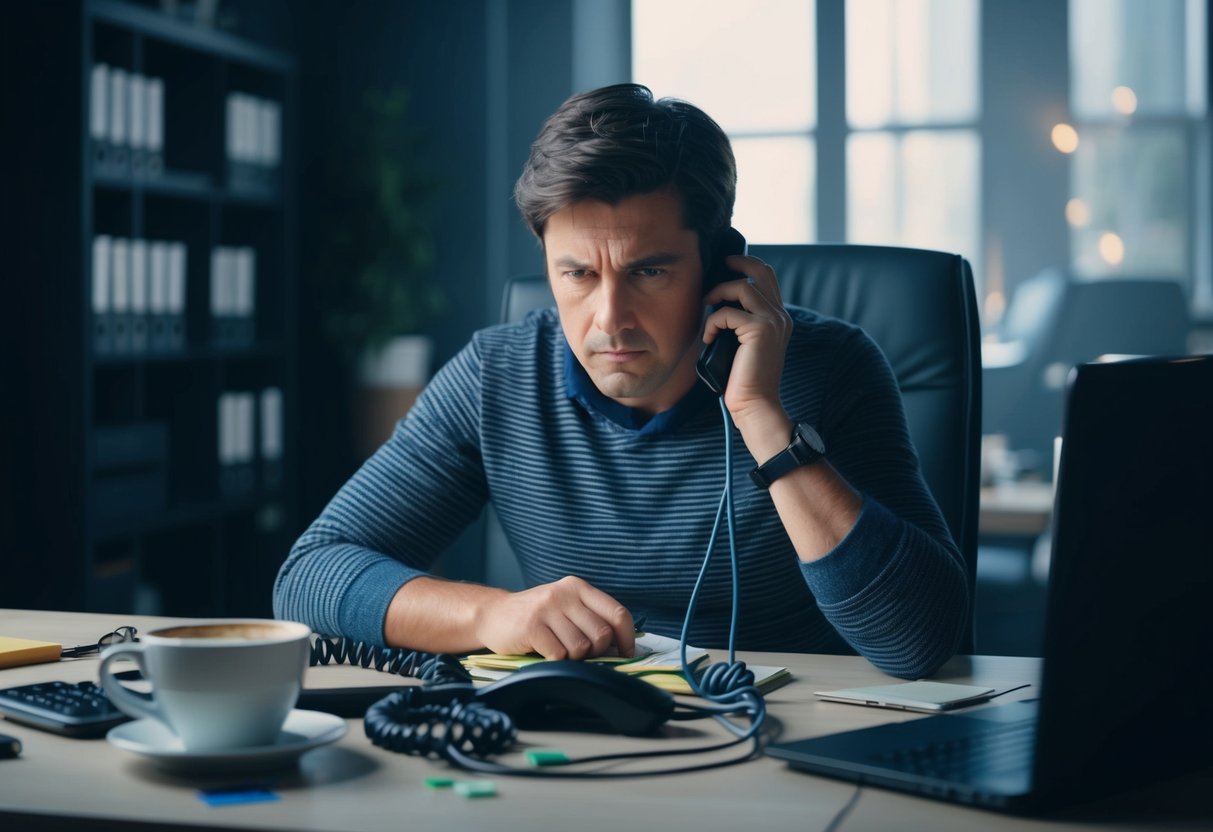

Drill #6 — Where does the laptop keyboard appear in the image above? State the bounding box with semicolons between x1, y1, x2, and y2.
872;717;1036;779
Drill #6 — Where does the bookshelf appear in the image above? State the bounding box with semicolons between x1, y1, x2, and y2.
5;1;298;618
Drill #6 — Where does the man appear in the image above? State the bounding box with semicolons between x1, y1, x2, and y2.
275;84;967;679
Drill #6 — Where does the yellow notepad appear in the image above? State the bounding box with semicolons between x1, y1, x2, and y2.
0;636;62;670
461;632;791;697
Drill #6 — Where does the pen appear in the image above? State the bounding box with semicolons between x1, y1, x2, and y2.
0;733;22;759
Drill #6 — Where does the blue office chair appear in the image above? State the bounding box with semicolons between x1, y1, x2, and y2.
982;268;1190;478
494;244;982;652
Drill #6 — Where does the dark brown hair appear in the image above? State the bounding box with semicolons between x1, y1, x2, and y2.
514;84;736;244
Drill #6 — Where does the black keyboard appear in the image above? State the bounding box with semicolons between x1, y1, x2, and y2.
0;680;131;738
874;718;1036;779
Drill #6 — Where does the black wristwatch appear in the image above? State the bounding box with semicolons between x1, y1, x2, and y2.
750;421;826;489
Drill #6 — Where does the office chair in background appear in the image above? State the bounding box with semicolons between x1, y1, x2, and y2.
492;244;982;653
982;268;1190;479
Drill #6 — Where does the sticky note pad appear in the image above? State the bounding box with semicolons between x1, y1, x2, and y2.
525;749;569;766
453;780;497;798
0;637;61;670
424;777;456;789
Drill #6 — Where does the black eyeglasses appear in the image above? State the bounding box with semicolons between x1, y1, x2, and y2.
60;626;139;658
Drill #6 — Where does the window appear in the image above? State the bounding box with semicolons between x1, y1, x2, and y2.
1067;0;1207;304
632;0;816;242
633;0;1210;318
633;0;981;278
845;0;982;282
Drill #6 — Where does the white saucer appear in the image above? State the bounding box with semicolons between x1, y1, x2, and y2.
106;709;347;775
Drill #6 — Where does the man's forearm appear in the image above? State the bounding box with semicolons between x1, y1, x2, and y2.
384;576;508;653
734;408;862;562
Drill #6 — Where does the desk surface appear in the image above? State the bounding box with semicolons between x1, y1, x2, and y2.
0;609;1208;832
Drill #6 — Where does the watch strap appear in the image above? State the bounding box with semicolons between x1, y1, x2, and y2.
750;422;825;489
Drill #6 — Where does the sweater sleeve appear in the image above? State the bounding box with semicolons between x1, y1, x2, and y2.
799;327;969;678
272;339;489;645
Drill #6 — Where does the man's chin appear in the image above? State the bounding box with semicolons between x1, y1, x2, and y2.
591;370;651;401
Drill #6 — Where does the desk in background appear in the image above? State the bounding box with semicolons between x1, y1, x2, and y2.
0;609;1208;832
979;481;1055;539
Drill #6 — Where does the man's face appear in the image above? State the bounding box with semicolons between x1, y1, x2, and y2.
544;190;705;415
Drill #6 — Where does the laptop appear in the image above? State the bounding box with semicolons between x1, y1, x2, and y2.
766;355;1213;813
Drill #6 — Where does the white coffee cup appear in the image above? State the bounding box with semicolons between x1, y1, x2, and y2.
98;619;311;751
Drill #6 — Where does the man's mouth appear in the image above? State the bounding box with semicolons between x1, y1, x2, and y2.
599;349;644;363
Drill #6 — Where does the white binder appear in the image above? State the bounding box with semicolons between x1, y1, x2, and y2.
107;67;128;172
148;241;169;352
129;239;148;353
145;77;164;175
167;241;187;351
92;235;112;355
110;238;131;353
90;64;109;168
128;73;146;176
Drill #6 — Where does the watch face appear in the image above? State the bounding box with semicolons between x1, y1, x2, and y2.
796;423;825;454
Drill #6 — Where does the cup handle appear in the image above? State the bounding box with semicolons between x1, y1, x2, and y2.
98;644;160;723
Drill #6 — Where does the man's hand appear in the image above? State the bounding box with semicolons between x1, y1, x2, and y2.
474;576;636;660
702;255;796;460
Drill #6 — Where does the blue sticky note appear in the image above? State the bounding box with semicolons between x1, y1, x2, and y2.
198;787;280;807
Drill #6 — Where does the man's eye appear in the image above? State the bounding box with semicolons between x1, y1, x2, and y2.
634;267;665;278
564;269;589;279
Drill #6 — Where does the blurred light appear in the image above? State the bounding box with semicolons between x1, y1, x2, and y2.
1111;85;1138;115
1065;197;1090;227
1043;362;1070;391
983;290;1006;326
1098;231;1125;265
1051;123;1080;153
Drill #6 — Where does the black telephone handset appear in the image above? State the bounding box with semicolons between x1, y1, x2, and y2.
696;227;749;396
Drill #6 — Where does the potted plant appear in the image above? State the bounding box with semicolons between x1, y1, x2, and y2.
311;86;444;457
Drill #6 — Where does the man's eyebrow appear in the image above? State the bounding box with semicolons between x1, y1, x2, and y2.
551;252;684;270
623;252;682;269
553;254;590;270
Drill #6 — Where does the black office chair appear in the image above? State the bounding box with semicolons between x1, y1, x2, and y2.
982;268;1190;478
493;244;982;652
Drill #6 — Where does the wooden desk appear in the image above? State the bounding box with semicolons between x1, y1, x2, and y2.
0;609;1208;831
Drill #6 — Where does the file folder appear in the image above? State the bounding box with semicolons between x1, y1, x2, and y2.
234;246;256;346
129;239;148;353
260;387;283;488
128;73;146;177
146;77;164;176
107;67;129;175
92;235;113;356
110;238;131;354
90;64;109;170
167;242;187;351
148;241;169;352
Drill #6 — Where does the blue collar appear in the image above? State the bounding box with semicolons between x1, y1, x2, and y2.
562;342;717;436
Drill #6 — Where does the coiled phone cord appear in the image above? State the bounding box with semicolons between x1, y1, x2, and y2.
309;636;520;760
308;636;471;684
363;685;517;760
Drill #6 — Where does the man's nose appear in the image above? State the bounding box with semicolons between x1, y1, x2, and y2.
593;276;635;335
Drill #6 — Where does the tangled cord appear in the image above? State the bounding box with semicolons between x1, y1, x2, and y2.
363;685;516;760
696;659;756;700
309;636;471;684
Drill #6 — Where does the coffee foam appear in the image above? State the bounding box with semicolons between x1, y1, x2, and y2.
154;622;299;640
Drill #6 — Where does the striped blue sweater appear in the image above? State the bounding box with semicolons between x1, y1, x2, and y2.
274;307;968;678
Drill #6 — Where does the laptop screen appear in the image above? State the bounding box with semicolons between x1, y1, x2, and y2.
1033;356;1213;802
